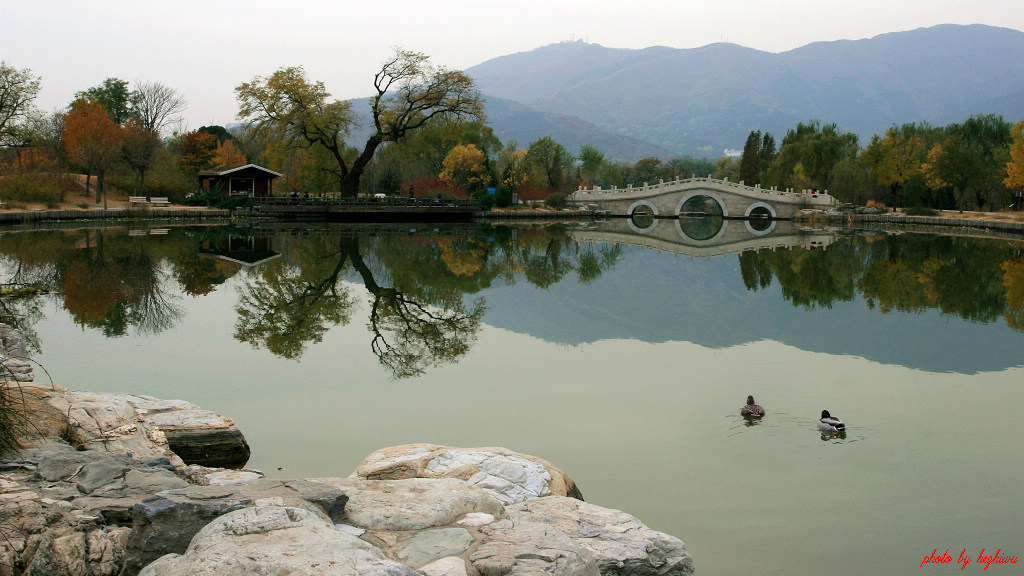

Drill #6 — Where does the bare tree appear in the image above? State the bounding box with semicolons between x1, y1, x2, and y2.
132;80;187;135
0;61;41;146
236;48;484;197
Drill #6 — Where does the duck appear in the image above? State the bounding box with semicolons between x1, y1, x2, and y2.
740;395;765;418
818;410;846;433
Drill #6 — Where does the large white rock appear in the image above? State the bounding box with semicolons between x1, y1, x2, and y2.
507;496;695;576
353;444;583;505
309;477;505;531
138;505;420;576
34;388;183;464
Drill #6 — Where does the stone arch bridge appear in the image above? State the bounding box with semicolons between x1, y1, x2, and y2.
569;177;835;220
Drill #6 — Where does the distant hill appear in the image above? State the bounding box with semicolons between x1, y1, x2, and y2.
466;24;1024;159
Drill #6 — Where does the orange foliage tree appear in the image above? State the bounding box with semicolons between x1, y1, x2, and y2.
176;130;219;178
212;139;247;167
62;100;123;207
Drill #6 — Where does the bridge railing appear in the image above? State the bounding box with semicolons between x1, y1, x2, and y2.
570;176;832;202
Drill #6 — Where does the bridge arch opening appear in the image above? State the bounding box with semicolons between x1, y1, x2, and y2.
629;209;657;232
744;201;776;221
677;215;726;242
677;193;726;218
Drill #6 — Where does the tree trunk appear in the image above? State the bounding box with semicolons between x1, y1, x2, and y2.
98;171;107;210
338;135;384;198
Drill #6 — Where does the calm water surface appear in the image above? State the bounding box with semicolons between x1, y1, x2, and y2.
3;221;1022;576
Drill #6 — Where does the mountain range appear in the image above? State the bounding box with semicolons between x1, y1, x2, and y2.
463;24;1024;161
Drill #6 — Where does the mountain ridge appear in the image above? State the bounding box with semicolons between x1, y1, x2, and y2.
465;24;1024;159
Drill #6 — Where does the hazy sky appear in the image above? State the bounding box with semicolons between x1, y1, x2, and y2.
4;0;1023;130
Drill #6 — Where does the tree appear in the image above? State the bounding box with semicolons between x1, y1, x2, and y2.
212;139;247;167
578;144;604;185
76;78;136;125
236;49;484;197
176;130;218;177
0;62;41;146
122;119;161;193
439;143;490;193
921;115;1012;210
738;130;762;185
1004;120;1024;192
63;100;123;207
497;146;529;195
132;80;186;135
765;120;859;191
713;156;740;181
527;136;573;192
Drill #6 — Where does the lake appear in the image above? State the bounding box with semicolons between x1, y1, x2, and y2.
3;220;1022;575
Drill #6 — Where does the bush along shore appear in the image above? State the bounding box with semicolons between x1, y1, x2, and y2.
0;327;693;576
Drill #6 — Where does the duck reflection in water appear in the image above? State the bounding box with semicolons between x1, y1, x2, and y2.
740;395;765;425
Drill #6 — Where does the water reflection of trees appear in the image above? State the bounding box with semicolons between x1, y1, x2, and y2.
0;229;184;343
738;233;1024;332
11;223;1017;376
0;223;623;378
230;224;621;378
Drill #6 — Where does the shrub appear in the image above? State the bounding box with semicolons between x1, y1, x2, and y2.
494;188;513;208
0;382;30;457
476;194;495;211
0;173;73;207
902;206;939;216
545;192;568;209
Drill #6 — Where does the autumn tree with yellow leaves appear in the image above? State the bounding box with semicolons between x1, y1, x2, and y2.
439;143;490;193
1004;120;1024;192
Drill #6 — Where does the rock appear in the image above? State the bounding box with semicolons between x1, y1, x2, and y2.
310;477;504;531
36;389;185;464
138;505;420;576
396;527;474;568
121;478;348;576
353;444;584;505
419;556;469;576
470;518;600;576
141;408;250;469
182;465;264;486
75;459;131;494
27;386;249;469
0;324;32;382
507;496;695;576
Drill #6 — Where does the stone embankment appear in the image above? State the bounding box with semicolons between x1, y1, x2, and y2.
0;332;693;575
797;208;1024;237
0;208;230;226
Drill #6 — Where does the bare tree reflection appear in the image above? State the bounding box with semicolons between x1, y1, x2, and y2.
341;238;484;378
235;256;354;360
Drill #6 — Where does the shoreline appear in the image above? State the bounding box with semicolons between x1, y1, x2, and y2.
1;204;1023;237
1;377;695;575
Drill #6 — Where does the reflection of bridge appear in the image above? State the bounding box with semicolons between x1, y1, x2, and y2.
570;177;835;219
570;218;834;258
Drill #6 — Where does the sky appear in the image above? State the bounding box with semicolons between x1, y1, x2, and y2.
4;0;1023;131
